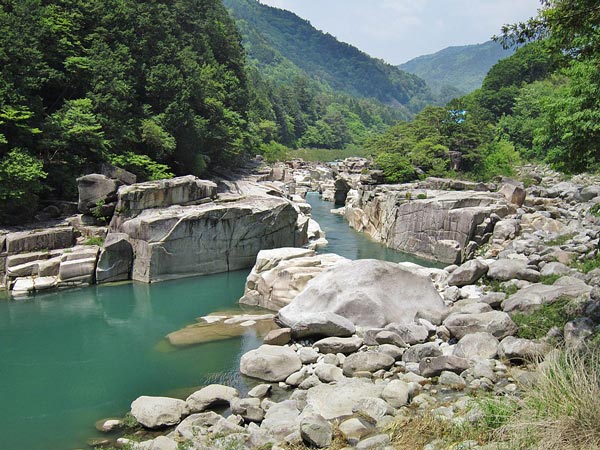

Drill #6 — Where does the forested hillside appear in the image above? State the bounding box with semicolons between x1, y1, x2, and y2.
367;0;599;184
223;0;433;111
0;0;253;222
398;41;515;100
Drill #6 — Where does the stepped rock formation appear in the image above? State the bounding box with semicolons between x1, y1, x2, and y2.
343;184;511;264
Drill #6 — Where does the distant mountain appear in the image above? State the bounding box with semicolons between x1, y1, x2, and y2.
398;41;516;100
223;0;433;113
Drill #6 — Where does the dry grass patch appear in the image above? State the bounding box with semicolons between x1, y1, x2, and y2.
497;348;600;450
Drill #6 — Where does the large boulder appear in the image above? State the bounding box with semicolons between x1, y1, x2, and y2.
185;385;239;413
96;233;133;283
260;400;301;440
453;332;500;360
342;351;395;376
498;336;551;362
113;191;303;282
240;345;302;382
305;378;384;420
77;174;121;214
487;259;540;283
130;396;188;429
240;248;348;310
343;187;510;264
443;311;518;339
277;260;447;329
313;336;363;354
448;260;488;287
499;182;526;206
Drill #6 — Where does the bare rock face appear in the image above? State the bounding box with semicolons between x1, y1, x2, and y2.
109;176;304;282
277;259;447;329
96;233;133;283
343;185;510;264
240;248;348;311
5;228;76;254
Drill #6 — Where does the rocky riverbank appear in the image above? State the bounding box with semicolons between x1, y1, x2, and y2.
0;164;324;297
89;161;600;450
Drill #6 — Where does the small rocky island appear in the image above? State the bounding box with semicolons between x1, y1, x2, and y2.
31;157;597;450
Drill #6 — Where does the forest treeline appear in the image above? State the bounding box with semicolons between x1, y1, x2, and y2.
368;0;600;183
0;0;428;222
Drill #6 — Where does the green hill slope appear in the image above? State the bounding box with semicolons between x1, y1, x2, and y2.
223;0;433;112
399;41;515;98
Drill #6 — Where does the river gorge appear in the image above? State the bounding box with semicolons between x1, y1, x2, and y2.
0;192;434;450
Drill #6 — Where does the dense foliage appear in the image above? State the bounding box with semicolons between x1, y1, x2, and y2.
398;40;515;100
0;0;251;222
369;0;600;182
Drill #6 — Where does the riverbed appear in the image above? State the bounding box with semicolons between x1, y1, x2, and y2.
0;194;438;450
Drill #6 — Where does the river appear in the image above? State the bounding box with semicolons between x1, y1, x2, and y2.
0;193;438;450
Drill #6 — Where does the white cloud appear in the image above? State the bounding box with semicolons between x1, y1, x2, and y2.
257;0;540;63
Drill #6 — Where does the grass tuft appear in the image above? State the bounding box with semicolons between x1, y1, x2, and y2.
511;297;578;340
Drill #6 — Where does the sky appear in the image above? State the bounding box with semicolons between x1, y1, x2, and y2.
258;0;541;64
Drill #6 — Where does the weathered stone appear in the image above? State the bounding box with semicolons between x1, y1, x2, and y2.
402;343;443;363
96;233;133;283
384;323;429;345
448;260;489;287
444;311;518;339
342;351;395;377
453;332;500;360
134;436;179;450
240;248;347;310
305;378;383;420
419;356;470;378
375;330;406;347
263;328;292;346
278;260;447;329
498;337;551;362
240;345;302;382
300;414;333;448
493;219;520;242
313;336;363;354
77;174;121;214
112;175;217;223
186;384;239;413
231;397;264;422
499;182;526;206
5;228;75;254
381;380;411;407
248;384;271;399
283;312;356;339
339;417;374;442
130;396;188;429
298;347;319;364
314;363;344;383
540;262;571;277
260;400;301;440
487;259;540;282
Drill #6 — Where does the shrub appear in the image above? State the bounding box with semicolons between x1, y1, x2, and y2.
84;236;105;246
511;297;577;340
108;152;174;181
374;152;416;183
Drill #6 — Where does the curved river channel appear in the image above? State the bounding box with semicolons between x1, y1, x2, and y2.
0;193;438;450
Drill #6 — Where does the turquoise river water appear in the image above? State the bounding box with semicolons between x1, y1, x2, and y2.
0;193;437;450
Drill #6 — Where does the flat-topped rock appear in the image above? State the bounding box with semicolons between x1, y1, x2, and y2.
344;186;510;263
114;195;303;282
5;227;75;254
130;396;188;429
277;259;447;329
240;345;302;382
240;248;348;310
